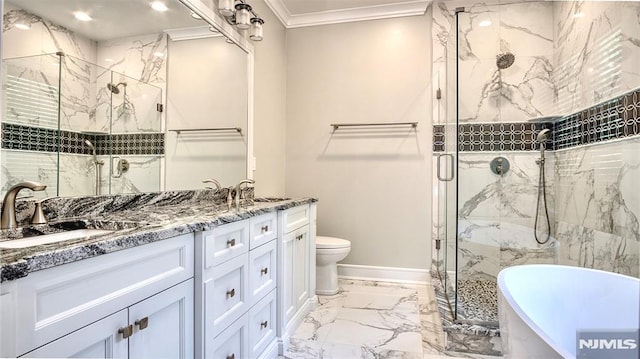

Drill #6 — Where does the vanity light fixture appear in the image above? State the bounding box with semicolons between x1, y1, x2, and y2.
208;25;220;33
150;1;169;12
478;20;492;27
190;11;202;20
249;18;264;41
14;22;30;30
218;0;235;17
73;11;92;22
216;0;265;41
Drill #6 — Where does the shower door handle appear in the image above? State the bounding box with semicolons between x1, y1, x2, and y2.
437;154;454;181
112;157;130;178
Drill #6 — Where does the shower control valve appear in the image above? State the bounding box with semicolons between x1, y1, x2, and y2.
490;156;510;176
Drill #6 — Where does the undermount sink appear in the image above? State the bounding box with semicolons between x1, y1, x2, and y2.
0;219;141;249
0;229;113;249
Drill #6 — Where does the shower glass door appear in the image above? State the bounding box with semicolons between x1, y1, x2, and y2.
454;8;503;326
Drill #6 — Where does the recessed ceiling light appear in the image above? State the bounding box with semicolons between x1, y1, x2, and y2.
479;20;492;27
150;1;168;12
73;11;92;22
153;52;165;58
15;23;31;30
190;11;202;20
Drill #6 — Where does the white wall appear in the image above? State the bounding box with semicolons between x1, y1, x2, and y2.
285;14;433;269
251;0;287;197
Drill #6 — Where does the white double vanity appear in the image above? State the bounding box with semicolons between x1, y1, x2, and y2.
0;199;317;359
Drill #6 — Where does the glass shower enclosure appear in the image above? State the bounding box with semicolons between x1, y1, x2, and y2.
1;53;163;197
436;3;560;325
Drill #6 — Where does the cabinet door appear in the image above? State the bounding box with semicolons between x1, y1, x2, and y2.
129;279;194;359
282;231;296;323
21;310;128;358
293;226;310;310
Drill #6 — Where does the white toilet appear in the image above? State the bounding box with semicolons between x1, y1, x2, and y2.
315;236;351;295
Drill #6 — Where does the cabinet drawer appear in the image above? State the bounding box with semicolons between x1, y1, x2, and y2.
201;220;249;268
205;254;249;338
14;233;194;356
248;240;277;306
248;290;277;359
282;205;310;233
209;313;249;359
249;213;277;249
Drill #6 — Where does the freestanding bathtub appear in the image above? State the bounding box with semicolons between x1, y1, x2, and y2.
497;264;639;359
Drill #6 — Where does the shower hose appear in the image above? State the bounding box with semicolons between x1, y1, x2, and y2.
534;157;551;245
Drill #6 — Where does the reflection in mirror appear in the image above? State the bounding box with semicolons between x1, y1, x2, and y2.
165;32;248;190
1;0;249;198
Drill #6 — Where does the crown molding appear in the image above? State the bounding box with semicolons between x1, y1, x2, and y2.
264;0;431;28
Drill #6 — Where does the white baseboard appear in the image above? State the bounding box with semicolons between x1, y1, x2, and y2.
337;264;430;284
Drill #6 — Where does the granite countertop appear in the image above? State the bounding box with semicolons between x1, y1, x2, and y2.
0;193;316;283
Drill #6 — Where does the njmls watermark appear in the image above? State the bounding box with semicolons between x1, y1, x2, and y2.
577;330;639;359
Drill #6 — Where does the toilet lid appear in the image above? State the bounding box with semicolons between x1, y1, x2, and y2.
316;236;350;249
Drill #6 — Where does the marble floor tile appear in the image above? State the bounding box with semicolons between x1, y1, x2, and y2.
286;279;502;359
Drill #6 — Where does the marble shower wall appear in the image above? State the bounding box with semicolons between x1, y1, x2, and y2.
555;137;640;277
2;4;165;195
554;1;640;115
431;0;640;281
456;151;557;280
551;0;640;278
96;34;167;134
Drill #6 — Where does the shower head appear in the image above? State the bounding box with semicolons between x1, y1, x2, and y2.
106;82;127;94
537;129;552;144
496;52;515;69
85;139;97;156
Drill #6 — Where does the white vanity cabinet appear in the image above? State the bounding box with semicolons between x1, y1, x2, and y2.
196;212;279;359
0;233;195;358
277;203;317;353
22;279;194;359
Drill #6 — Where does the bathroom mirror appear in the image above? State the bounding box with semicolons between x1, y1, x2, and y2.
1;0;250;198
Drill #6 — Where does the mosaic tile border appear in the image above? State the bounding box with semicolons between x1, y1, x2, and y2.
554;88;640;150
1;123;164;156
433;88;640;152
433;124;445;152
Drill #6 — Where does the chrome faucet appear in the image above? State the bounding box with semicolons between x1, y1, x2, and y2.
202;178;222;191
1;181;47;229
235;179;255;210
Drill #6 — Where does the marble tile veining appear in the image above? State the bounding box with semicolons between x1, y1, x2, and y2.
285;279;501;359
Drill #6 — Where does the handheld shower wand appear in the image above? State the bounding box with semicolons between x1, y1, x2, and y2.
534;129;552;245
85;140;104;195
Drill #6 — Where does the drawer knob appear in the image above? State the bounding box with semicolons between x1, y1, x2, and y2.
226;238;236;247
260;320;268;329
260;267;268;275
226;288;236;298
135;317;149;330
261;225;269;232
226;354;235;359
296;234;303;240
118;324;133;339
